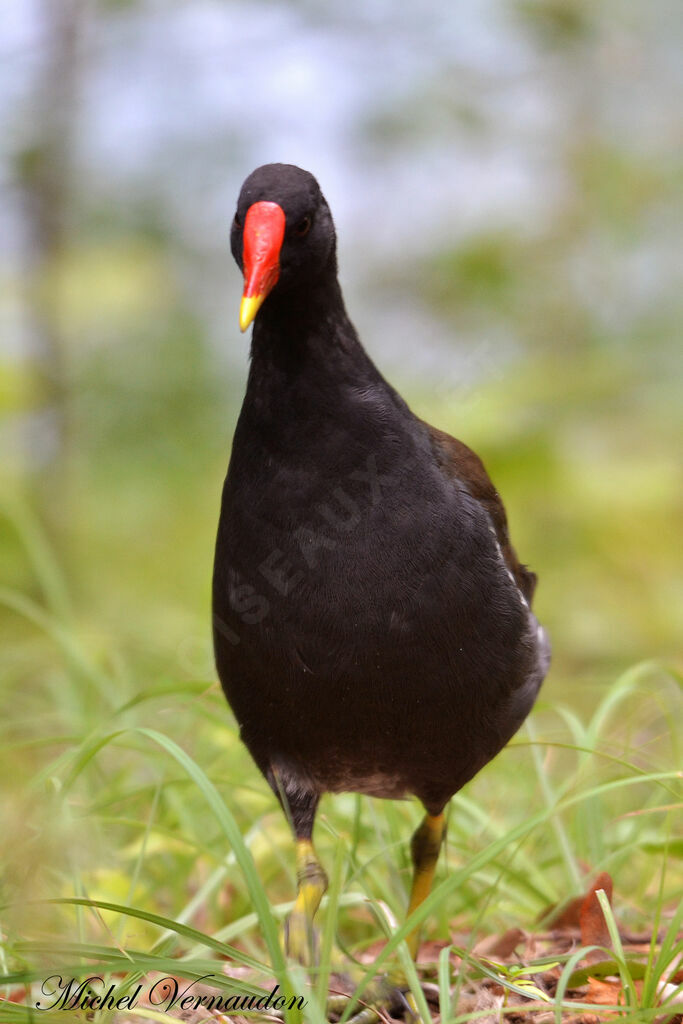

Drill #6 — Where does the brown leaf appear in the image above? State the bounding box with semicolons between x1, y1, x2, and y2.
3;989;28;1004
580;872;614;960
542;894;585;931
472;985;504;1024
586;976;623;1009
415;938;461;965
473;927;526;959
542;870;616;937
355;938;387;963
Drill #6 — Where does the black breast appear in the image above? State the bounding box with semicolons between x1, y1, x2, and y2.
213;400;544;813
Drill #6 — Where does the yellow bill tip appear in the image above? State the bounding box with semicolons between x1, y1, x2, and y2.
239;293;265;333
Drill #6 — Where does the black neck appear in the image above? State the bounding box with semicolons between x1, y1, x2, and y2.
237;266;388;440
247;262;375;385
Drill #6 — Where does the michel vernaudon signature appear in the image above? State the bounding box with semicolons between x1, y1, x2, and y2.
35;974;307;1013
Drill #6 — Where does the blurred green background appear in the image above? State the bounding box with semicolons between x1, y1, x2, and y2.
0;0;681;972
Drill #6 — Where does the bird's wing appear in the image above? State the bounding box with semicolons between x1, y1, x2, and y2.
425;423;537;606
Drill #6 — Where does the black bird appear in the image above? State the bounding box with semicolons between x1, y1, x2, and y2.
213;163;550;963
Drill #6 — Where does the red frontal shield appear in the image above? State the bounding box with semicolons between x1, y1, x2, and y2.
239;201;286;331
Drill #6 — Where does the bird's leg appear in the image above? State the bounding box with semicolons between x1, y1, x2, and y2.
330;814;447;1024
405;811;446;959
269;768;327;966
284;837;328;965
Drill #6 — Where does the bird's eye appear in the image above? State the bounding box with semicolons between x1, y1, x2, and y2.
294;216;311;237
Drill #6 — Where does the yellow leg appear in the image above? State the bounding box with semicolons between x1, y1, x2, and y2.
284;839;328;965
405;812;446;960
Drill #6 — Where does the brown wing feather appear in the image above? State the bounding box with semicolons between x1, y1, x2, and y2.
426;424;537;605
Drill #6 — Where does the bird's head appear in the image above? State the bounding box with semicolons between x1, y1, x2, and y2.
231;163;337;332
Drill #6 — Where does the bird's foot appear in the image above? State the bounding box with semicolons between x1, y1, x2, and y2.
283;840;328;966
283;909;320;967
326;972;426;1023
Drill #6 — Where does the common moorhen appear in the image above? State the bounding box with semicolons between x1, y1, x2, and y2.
213;163;550;963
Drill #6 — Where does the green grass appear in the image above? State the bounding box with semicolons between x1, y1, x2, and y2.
0;529;680;1022
1;239;681;1019
2;5;682;1016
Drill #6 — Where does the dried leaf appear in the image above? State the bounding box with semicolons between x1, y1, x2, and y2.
3;989;28;1004
580;872;614;961
542;870;616;938
586;976;623;1008
355;938;387;963
416;938;459;964
473;927;525;959
542;894;585;930
472;985;504;1024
